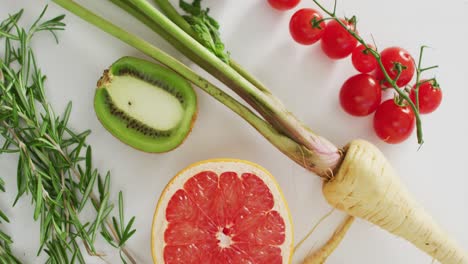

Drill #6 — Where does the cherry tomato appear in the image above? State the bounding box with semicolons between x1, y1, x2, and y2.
373;99;415;144
352;44;378;73
339;74;382;116
375;47;415;87
410;79;442;114
267;0;300;11
289;8;325;45
320;19;358;59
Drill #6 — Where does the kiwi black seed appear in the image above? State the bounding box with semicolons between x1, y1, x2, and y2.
94;57;197;153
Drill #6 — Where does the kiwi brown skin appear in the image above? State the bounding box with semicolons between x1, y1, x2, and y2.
94;57;198;153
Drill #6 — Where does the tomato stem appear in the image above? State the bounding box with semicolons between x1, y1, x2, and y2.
311;17;326;29
392;63;404;85
312;0;430;146
420;65;439;72
313;17;337;27
413;46;427;114
413;47;439;126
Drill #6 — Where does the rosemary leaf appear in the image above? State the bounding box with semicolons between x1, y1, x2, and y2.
0;6;137;263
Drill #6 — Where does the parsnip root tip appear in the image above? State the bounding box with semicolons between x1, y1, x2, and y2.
302;215;355;264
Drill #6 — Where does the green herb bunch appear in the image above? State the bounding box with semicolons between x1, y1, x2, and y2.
0;176;20;264
0;7;136;264
179;0;230;63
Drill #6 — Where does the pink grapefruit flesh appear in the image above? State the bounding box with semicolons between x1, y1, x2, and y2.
152;159;293;264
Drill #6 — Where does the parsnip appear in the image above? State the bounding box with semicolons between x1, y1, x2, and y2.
303;216;355;264
323;140;468;264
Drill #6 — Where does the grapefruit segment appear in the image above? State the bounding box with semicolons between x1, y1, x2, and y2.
217;171;244;224
242;173;275;212
184;171;218;216
165;189;199;222
232;211;286;245
164;241;218;263
164;220;216;245
152;159;293;263
234;244;283;264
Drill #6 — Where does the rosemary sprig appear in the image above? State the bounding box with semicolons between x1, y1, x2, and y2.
0;10;25;264
0;177;22;264
0;7;136;263
0;232;21;264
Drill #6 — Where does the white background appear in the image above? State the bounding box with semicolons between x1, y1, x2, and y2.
1;0;468;263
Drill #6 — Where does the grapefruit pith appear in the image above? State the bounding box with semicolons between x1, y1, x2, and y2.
151;159;293;263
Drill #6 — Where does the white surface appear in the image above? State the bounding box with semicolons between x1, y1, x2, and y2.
1;0;467;263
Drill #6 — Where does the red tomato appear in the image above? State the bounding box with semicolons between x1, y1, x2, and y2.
320;19;358;59
339;74;382;116
410;80;442;114
289;8;325;45
267;0;300;11
352;44;378;73
373;99;415;144
375;47;415;87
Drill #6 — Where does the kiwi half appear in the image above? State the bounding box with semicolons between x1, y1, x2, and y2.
94;57;197;153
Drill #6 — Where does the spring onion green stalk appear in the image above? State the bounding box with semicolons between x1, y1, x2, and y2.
153;0;271;93
52;0;342;178
123;0;339;160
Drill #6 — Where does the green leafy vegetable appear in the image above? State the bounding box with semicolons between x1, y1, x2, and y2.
179;0;230;62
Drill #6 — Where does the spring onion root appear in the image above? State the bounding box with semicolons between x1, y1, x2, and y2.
303;215;355;264
324;140;468;264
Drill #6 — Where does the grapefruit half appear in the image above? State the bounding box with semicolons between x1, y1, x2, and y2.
151;159;293;263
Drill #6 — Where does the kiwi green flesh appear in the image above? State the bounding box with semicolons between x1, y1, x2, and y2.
94;57;197;153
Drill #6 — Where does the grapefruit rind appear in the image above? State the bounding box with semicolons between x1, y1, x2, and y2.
151;158;294;264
